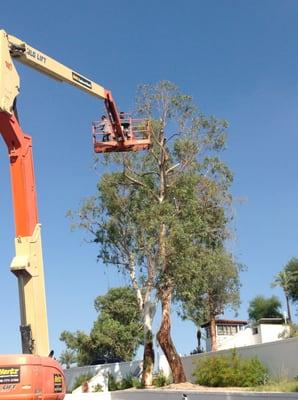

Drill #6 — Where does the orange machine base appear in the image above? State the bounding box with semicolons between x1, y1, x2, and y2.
0;354;65;400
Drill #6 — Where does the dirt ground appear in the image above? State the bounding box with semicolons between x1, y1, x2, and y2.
125;382;248;392
154;382;247;392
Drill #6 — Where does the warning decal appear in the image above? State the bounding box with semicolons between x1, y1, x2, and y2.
0;367;20;384
54;374;63;393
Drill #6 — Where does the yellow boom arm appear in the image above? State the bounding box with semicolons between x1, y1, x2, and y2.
1;29;107;114
0;29;150;356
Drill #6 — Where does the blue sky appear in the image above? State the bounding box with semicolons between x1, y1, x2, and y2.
0;0;298;357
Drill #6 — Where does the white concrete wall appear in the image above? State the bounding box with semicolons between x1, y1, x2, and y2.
259;323;287;343
72;372;109;393
156;353;171;378
64;337;298;392
64;360;142;393
218;327;260;350
182;337;298;382
210;323;288;351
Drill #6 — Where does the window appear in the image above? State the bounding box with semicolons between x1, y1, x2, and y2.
231;325;237;334
217;325;225;335
217;325;238;336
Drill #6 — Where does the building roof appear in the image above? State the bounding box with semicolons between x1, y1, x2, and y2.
257;318;284;325
201;319;248;328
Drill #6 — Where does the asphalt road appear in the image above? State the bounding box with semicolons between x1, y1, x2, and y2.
110;389;298;400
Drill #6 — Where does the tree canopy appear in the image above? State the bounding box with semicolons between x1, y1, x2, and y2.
178;248;241;351
59;350;76;369
284;258;298;302
177;250;241;324
60;287;143;366
248;295;283;323
71;81;236;382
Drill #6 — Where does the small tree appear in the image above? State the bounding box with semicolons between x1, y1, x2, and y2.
178;249;241;351
272;271;293;322
60;287;143;366
59;350;76;369
248;295;283;323
284;258;298;303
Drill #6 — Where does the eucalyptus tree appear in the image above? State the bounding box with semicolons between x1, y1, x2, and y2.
71;81;233;383
70;173;158;385
178;249;241;352
128;81;233;380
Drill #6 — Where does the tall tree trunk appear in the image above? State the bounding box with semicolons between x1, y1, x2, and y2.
142;335;155;387
141;300;155;387
210;316;217;352
128;255;156;387
157;285;186;383
156;124;186;383
285;294;292;323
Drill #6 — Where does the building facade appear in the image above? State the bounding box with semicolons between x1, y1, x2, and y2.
202;318;288;352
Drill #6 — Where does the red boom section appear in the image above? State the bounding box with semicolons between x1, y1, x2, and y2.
104;90;125;141
0;112;38;237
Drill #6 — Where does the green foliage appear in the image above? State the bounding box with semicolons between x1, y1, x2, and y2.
193;351;268;387
118;375;134;390
248;295;283;323
107;374;141;391
107;374;118;392
250;378;298;392
132;377;145;389
178;249;241;326
92;384;103;392
272;260;298;321
60;287;143;366
272;270;294;295
153;370;172;387
279;323;298;338
284;258;298;302
94;287;140;325
59;349;76;369
72;373;93;392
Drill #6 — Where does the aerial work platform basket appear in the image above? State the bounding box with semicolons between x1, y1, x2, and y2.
92;113;151;153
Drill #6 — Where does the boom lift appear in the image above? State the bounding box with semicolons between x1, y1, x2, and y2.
0;29;150;399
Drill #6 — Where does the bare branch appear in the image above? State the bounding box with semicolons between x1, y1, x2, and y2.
123;171;160;202
166;163;180;175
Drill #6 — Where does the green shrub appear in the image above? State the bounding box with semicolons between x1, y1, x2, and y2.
108;374;119;391
72;373;93;392
108;373;134;391
251;378;298;392
153;370;172;387
193;350;268;387
92;383;103;392
118;375;134;390
132;377;144;389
